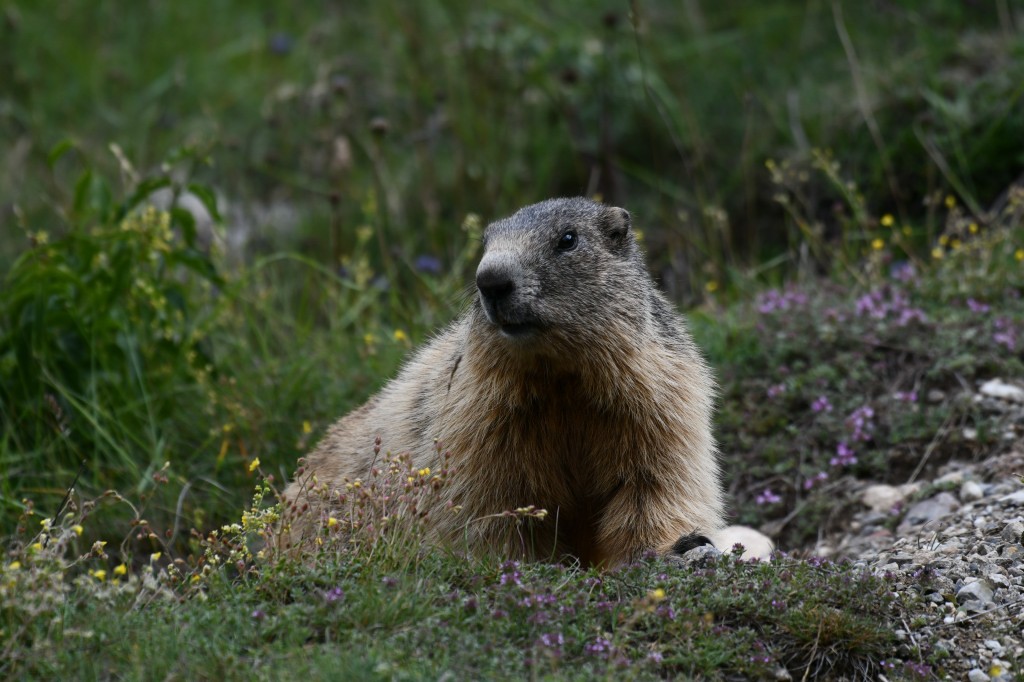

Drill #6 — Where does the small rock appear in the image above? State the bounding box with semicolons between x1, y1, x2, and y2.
773;667;792;681
961;480;985;502
968;668;990;682
1000;490;1024;506
989;573;1011;588
861;484;917;513
980;378;1024;403
935;470;965;486
961;599;989;615
900;492;959;529
927;389;946;403
957;579;995;605
985;639;1004;654
1000;520;1024;544
963;426;979;440
678;545;722;567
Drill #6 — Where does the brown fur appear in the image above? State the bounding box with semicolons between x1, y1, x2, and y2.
284;198;725;566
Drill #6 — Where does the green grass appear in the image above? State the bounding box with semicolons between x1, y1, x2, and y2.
2;2;1024;679
3;490;909;681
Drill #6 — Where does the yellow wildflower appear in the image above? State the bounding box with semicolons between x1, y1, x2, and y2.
944;194;956;209
931;247;944;260
114;564;128;576
393;329;408;343
950;238;961;250
248;458;260;473
871;238;884;251
938;235;949;246
30;543;43;552
651;588;666;601
418;467;431;477
150;552;162;563
327;517;339;528
705;280;719;293
302;420;312;434
879;214;894;227
91;569;107;582
902;226;912;236
968;222;978;234
72;524;84;536
1016;249;1024;262
8;561;20;571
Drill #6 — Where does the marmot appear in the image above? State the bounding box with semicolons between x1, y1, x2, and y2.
285;198;736;566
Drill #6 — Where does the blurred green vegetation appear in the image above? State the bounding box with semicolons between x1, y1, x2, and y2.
2;1;1021;291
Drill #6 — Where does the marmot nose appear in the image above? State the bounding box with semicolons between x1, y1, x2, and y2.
476;265;515;303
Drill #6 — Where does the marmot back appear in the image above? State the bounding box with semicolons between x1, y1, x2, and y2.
284;198;727;566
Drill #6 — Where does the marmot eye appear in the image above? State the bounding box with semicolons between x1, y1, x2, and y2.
557;230;578;251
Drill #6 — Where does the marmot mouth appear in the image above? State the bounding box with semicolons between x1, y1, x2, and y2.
499;322;540;338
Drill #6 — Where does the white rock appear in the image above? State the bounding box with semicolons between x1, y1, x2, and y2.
1000;490;1024;506
961;480;985;502
979;378;1024;403
985;639;1004;654
1001;520;1024;544
861;483;919;513
901;492;959;528
957;579;995;605
968;669;990;682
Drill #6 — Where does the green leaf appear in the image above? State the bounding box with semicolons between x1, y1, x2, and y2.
117;176;173;220
47;139;77;168
186;183;222;223
171;207;198;247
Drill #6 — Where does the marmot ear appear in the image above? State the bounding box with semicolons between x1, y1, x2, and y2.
605;206;631;247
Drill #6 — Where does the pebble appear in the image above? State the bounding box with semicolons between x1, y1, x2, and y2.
968;669;990;682
1000;521;1023;544
979;378;1024;402
899;492;959;531
961;480;985;502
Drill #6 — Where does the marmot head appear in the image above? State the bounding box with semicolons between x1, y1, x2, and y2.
474;198;650;352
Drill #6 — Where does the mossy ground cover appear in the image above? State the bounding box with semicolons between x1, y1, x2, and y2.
2;2;1023;679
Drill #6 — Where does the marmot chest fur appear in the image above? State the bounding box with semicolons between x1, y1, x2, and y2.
285;197;725;566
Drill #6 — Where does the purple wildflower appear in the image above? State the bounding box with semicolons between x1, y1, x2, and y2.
755;488;781;505
756;288;809;314
811;395;833;413
893;390;917;402
268;32;294;55
966;298;990;313
538;632;564;648
830;441;857;467
647;651;664;663
767;383;786;399
846;405;875;442
499;570;523;586
994;317;1017;350
585;637;613;657
251;609;266;620
803;471;828;490
890;262;916;282
414;254;443;275
323;587;345;603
